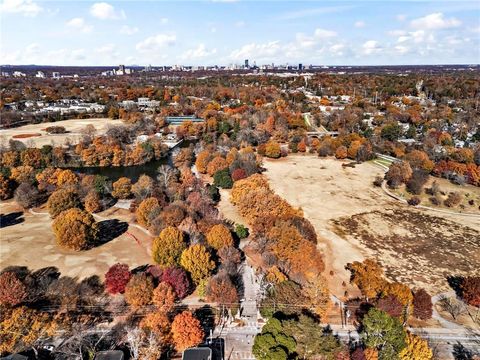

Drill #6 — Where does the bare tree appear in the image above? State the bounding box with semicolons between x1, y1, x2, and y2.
157;164;176;189
124;327;143;360
438;295;465;320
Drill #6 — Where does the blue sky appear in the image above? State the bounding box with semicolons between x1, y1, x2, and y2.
1;0;479;66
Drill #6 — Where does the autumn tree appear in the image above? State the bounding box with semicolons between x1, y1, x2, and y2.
412;289;433;320
161;267;191;299
405;150;434;173
180;244;215;285
152;282;176;314
112;177;132;199
213;168;233;189
399;332;433;360
195;150;211;174
206;272;238;307
460;276;480;307
84;190;101;213
207;156;229;176
10;165;35;184
377;295;404;318
385;161;413;188
206;224;234;250
124;273;154;308
360;308;407;360
56;169;78;187
104;263;131;295
346;259;387;300
14;182;40;209
0;306;56;355
231;168;247;182
302;274;331;320
335;146;348;159
382;282;413;315
140;312;171;341
47;188;82;218
52;208;99;250
265;140;281;158
171;311;204;352
0;272;27;306
136;197;161;228
0;174;15;200
132;174;155;200
151;226;186;268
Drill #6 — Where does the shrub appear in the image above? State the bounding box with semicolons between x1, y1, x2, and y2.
14;183;40;209
265;140;281;158
406;169;429;195
373;176;383;187
52;208;98;250
45;126;66;134
213;168;233;189
47;188;82;218
124;273;154;308
407;197;421;206
104;263;131;295
235;224;249;239
335;146;348;159
444;192;462;207
0;272;27;306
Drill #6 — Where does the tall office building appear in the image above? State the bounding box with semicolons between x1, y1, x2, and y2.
244;59;249;69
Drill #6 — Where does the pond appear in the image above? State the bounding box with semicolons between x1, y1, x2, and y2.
70;140;195;182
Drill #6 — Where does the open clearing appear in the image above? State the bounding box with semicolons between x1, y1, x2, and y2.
263;155;480;297
0;118;124;148
0;200;152;279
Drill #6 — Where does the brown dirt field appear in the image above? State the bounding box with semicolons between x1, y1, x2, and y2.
263;154;480;297
0;200;152;280
0;118;124;148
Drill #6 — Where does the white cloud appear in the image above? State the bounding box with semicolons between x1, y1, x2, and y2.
396;14;407;22
354;21;365;28
329;43;345;56
394;45;409;55
0;0;42;17
278;5;354;20
229;41;282;62
410;12;461;30
136;33;176;52
96;44;116;54
181;44;217;60
120;25;139;35
388;29;406;37
362;40;382;55
66;17;93;33
90;2;125;20
314;28;337;39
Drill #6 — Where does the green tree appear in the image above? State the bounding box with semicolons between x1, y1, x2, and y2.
360;308;407;360
253;317;296;360
213;168;233;189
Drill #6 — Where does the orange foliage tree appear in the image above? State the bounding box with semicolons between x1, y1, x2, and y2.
47;188;82;218
124;273;154;308
206;156;228;176
206;224;234;250
195;150;211;174
136;197;161;228
152;282;176;314
265;140;281;158
171;311;204;352
112;177;132;199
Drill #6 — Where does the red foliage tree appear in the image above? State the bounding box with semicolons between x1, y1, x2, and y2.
376;295;403;318
0;272;27;306
161;266;191;299
231;168;247;182
104;263;131;295
411;288;432;320
460;276;480;307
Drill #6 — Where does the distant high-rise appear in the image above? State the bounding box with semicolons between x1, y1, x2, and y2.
298;63;303;71
244;59;249;69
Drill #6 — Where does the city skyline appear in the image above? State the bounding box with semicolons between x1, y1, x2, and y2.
1;0;480;66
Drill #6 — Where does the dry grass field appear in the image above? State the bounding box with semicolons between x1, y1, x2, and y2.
263;155;480;297
0;118;124;148
0;200;152;279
